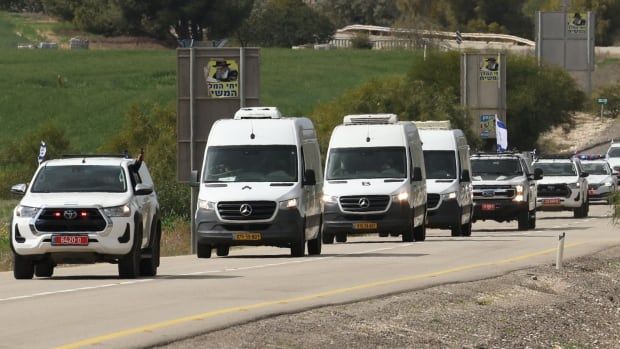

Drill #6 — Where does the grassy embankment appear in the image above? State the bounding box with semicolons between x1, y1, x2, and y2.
0;11;418;270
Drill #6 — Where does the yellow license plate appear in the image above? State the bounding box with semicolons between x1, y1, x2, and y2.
234;233;262;241
353;222;377;230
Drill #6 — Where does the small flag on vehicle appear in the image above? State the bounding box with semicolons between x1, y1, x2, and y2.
495;118;508;152
456;30;463;45
38;141;47;164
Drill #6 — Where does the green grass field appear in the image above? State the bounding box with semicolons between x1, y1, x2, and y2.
0;200;17;271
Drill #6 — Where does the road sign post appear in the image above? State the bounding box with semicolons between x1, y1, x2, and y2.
598;98;608;119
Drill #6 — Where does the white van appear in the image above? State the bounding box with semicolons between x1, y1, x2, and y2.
322;114;427;243
417;124;473;237
195;107;323;258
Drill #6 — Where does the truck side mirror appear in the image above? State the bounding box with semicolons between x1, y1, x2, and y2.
412;167;423;181
580;172;589;178
534;168;543;180
11;183;27;195
303;169;316;186
460;170;471;183
135;183;154;195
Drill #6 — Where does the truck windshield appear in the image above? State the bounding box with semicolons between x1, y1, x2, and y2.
471;158;523;179
204;145;298;183
582;163;610;175
608;147;620;158
424;151;457;179
327;147;406;180
533;162;577;176
31;165;127;193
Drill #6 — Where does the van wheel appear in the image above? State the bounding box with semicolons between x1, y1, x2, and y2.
461;220;472;237
379;233;389;237
35;259;55;278
197;243;212;258
402;227;414;242
413;223;426;242
336;233;347;243
307;227;322;256
517;210;529;231
390;233;399;237
528;210;536;229
140;220;161;277
451;208;464;236
13;253;34;280
119;224;142;279
322;233;334;244
290;220;306;257
216;246;230;257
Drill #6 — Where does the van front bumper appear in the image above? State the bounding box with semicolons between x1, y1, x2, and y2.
427;198;459;228
322;201;412;235
195;208;304;247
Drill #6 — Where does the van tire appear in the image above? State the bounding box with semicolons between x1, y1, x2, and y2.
528;210;536;229
461;220;472;237
119;224;142;279
378;233;389;237
517;210;529;231
140;220;161;277
451;208;465;236
402;228;414;242
290;221;306;257
197;243;212;258
216;246;230;257
35;259;55;278
322;233;334;244
307;227;322;256
13;253;34;280
336;233;347;243
413;223;426;242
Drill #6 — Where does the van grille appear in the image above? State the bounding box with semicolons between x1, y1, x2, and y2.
427;194;440;209
339;195;390;212
35;208;107;232
217;201;277;221
538;184;571;198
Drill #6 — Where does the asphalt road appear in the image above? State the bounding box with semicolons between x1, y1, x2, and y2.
0;205;618;349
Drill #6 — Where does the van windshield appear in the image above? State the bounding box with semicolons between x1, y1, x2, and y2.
424;151;457;179
203;145;298;183
31;165;127;193
327;147;406;180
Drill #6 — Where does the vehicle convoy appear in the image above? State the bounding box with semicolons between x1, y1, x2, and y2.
470;152;541;230
10;154;161;279
532;155;590;218
605;142;620;184
322;114;427;243
417;123;473;237
195;107;323;258
579;156;617;203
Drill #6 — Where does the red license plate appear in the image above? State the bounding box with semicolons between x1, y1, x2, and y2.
51;235;89;246
543;199;561;205
481;203;496;211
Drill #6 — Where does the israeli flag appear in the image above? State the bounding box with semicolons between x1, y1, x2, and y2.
38;141;47;164
496;118;508;152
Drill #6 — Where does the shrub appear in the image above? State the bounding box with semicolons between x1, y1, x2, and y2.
593;83;620;119
351;33;373;49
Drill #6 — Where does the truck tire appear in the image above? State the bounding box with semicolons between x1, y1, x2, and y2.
119;224;142;279
461;220;472;237
402;226;414;242
517;210;529;231
35;259;55;278
197;243;212;258
528;210;536;229
13;253;34;280
322;233;334;244
216;246;230;257
573;199;588;218
140;220;161;277
413;223;426;241
336;233;347;243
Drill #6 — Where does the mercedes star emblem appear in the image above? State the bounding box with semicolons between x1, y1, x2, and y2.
239;204;253;216
64;209;78;220
358;198;370;208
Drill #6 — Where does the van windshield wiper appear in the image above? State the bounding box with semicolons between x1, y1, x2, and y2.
270;182;294;186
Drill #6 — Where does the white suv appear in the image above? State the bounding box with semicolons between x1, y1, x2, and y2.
533;156;589;218
9;155;161;279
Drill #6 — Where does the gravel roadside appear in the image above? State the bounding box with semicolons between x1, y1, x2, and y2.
156;246;620;349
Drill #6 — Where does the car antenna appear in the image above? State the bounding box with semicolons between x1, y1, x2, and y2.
366;124;371;143
250;120;256;140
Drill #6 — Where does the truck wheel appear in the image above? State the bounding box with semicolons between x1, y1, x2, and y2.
573;200;588;218
197;243;212;258
390;233;399;237
322;233;334;244
140;221;161;277
461;221;472;237
517;210;529;231
335;233;347;243
13;253;34;280
119;224;142;279
413;223;426;242
216;246;230;257
35;259;55;278
378;233;389;237
528;210;536;230
402;227;414;242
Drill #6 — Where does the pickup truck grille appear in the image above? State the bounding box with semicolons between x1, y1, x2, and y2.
473;185;515;200
537;184;571;198
35;208;107;232
340;195;390;212
427;194;440;209
217;201;277;221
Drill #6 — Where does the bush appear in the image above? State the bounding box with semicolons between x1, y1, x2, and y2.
99;103;190;218
351;33;373;49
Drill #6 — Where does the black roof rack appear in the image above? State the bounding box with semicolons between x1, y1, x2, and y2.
471;152;522;157
534;154;575;160
61;154;131;159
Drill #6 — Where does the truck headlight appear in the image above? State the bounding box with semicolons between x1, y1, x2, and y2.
393;192;409;202
198;200;216;211
441;192;457;200
103;205;131;217
513;185;525;202
280;198;298;209
604;182;613;187
322;195;337;203
15;205;40;218
568;182;580;189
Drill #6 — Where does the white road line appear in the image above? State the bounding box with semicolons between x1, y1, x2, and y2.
0;243;413;303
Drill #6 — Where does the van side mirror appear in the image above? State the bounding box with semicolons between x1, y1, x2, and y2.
11;183;27;195
135;183;154;195
534;168;543;180
412;167;423;182
460;170;471;183
580;172;589;178
303;169;316;186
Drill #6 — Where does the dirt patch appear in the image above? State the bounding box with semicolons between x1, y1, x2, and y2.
157;246;620;349
538;112;617;153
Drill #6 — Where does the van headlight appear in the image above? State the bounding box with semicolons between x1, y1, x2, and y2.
103;205;131;217
15;205;40;218
604;182;613;187
322;195;337;204
280;198;298;209
393;192;409;202
441;192;457;200
198;200;216;211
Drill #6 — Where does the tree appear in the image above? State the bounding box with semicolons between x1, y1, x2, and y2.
0;0;44;12
315;0;399;28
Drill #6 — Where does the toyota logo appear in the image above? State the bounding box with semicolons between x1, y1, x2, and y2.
64;210;78;220
482;190;494;197
358;198;370;208
239;204;253;216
